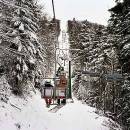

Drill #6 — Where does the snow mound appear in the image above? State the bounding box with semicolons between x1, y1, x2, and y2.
0;91;122;130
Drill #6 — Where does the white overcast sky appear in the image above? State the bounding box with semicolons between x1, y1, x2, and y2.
38;0;115;29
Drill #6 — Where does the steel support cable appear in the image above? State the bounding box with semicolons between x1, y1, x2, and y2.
52;0;56;20
51;0;58;99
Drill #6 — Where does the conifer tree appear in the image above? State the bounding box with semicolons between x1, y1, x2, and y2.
0;0;44;94
108;0;130;128
0;0;60;95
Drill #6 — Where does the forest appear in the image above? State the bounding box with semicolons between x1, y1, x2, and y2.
68;0;130;129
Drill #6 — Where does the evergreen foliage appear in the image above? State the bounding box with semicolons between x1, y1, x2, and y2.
68;19;109;106
0;0;60;95
108;0;130;129
67;19;123;128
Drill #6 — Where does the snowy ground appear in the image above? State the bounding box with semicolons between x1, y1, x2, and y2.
0;90;122;130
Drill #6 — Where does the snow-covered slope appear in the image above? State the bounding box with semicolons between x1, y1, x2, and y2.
0;91;122;130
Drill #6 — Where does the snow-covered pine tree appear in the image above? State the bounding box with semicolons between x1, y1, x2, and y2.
108;0;130;73
119;79;130;129
67;19;109;107
108;0;130;129
0;0;60;95
0;0;44;95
